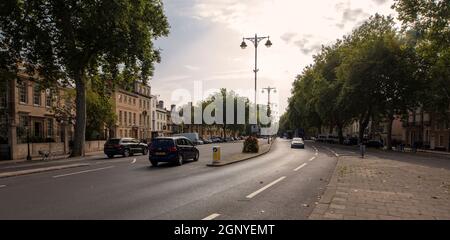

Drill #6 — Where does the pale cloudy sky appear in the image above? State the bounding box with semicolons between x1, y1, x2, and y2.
152;0;397;117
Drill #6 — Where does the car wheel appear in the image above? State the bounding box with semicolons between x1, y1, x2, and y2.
193;150;199;161
150;159;158;167
176;154;183;166
123;149;130;157
107;155;114;159
143;148;148;155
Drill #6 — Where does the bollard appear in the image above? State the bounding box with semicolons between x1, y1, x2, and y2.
360;144;366;158
212;146;221;164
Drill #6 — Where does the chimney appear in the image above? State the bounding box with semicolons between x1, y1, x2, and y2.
158;100;164;108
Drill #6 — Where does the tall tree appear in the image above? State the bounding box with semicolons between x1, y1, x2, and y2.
0;0;169;157
393;0;450;116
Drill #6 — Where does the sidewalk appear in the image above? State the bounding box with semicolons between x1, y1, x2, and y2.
0;151;104;172
207;140;273;166
309;154;450;220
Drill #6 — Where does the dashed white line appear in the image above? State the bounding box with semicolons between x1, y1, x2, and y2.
309;156;316;162
202;213;220;220
246;176;286;199
294;163;307;172
53;166;115;178
131;158;136;164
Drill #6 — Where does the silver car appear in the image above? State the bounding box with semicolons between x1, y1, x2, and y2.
291;138;305;149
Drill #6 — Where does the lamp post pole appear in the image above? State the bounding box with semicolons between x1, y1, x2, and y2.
241;34;272;136
262;86;276;144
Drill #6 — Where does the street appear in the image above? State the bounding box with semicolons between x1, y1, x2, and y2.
0;139;337;219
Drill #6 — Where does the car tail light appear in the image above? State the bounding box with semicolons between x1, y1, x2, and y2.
168;146;177;152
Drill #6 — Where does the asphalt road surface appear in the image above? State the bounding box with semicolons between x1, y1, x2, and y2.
0;139;338;219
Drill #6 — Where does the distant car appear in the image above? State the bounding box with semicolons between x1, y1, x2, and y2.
291;138;305;149
311;137;317;141
174;133;203;145
149;136;199;166
203;138;212;144
366;140;384;148
104;138;148;158
344;137;358;145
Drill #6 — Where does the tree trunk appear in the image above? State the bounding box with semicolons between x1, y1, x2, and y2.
358;110;371;144
386;114;394;151
71;74;87;157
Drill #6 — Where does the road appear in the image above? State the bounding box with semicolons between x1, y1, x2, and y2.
0;139;338;219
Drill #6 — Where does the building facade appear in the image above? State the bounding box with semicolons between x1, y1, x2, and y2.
1;74;73;160
112;82;153;142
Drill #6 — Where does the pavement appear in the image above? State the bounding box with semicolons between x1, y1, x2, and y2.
0;139;338;219
309;143;450;220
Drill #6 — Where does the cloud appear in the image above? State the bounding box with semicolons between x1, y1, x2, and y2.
185;65;200;71
280;32;297;44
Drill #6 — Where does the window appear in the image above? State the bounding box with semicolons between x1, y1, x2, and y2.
124;111;127;125
47;119;53;137
19;81;27;103
119;111;122;125
118;94;122;103
133;113;136;124
33;84;41;105
46;90;52;108
139;114;142;125
34;121;42;137
139;99;142;108
128;112;131;124
119;130;123;137
133;99;136;105
124;95;127;103
128;97;131;105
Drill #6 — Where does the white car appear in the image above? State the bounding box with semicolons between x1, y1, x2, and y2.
291;138;305;149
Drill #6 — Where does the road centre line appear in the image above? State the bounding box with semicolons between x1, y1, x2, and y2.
53;166;115;178
246;176;286;199
131;158;136;164
202;213;221;220
294;163;307;172
309;156;316;162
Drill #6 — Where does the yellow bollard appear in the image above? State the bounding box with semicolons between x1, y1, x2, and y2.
212;146;221;163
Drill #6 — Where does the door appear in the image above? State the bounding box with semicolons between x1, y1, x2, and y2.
132;139;140;153
184;138;195;158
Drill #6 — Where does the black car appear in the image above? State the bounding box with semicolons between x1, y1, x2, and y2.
149;136;199;166
366;140;384;148
104;138;148;158
343;137;358;145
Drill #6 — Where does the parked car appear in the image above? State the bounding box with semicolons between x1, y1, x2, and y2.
148;136;199;166
291;138;305;149
366;140;384;148
343;137;358;146
174;133;203;145
203;138;212;144
104;138;148;158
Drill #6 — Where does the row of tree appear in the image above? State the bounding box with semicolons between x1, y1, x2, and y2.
0;0;170;156
178;88;270;138
280;0;449;150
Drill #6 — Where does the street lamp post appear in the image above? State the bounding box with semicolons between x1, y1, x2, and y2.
262;86;276;143
240;34;272;136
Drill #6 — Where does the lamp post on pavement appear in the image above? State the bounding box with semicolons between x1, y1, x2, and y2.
240;34;272;136
262;86;276;144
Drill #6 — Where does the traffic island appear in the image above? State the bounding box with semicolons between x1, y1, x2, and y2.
207;140;273;167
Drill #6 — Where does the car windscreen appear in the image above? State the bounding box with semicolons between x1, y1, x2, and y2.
106;139;120;144
152;139;175;147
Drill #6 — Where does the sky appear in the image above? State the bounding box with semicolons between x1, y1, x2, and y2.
152;0;397;118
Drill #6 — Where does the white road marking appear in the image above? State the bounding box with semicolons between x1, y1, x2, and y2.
315;152;318;156
313;146;318;151
0;185;6;188
324;147;339;157
246;176;286;199
309;156;316;162
202;213;220;220
53;166;115;178
131;158;136;164
294;163;307;172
